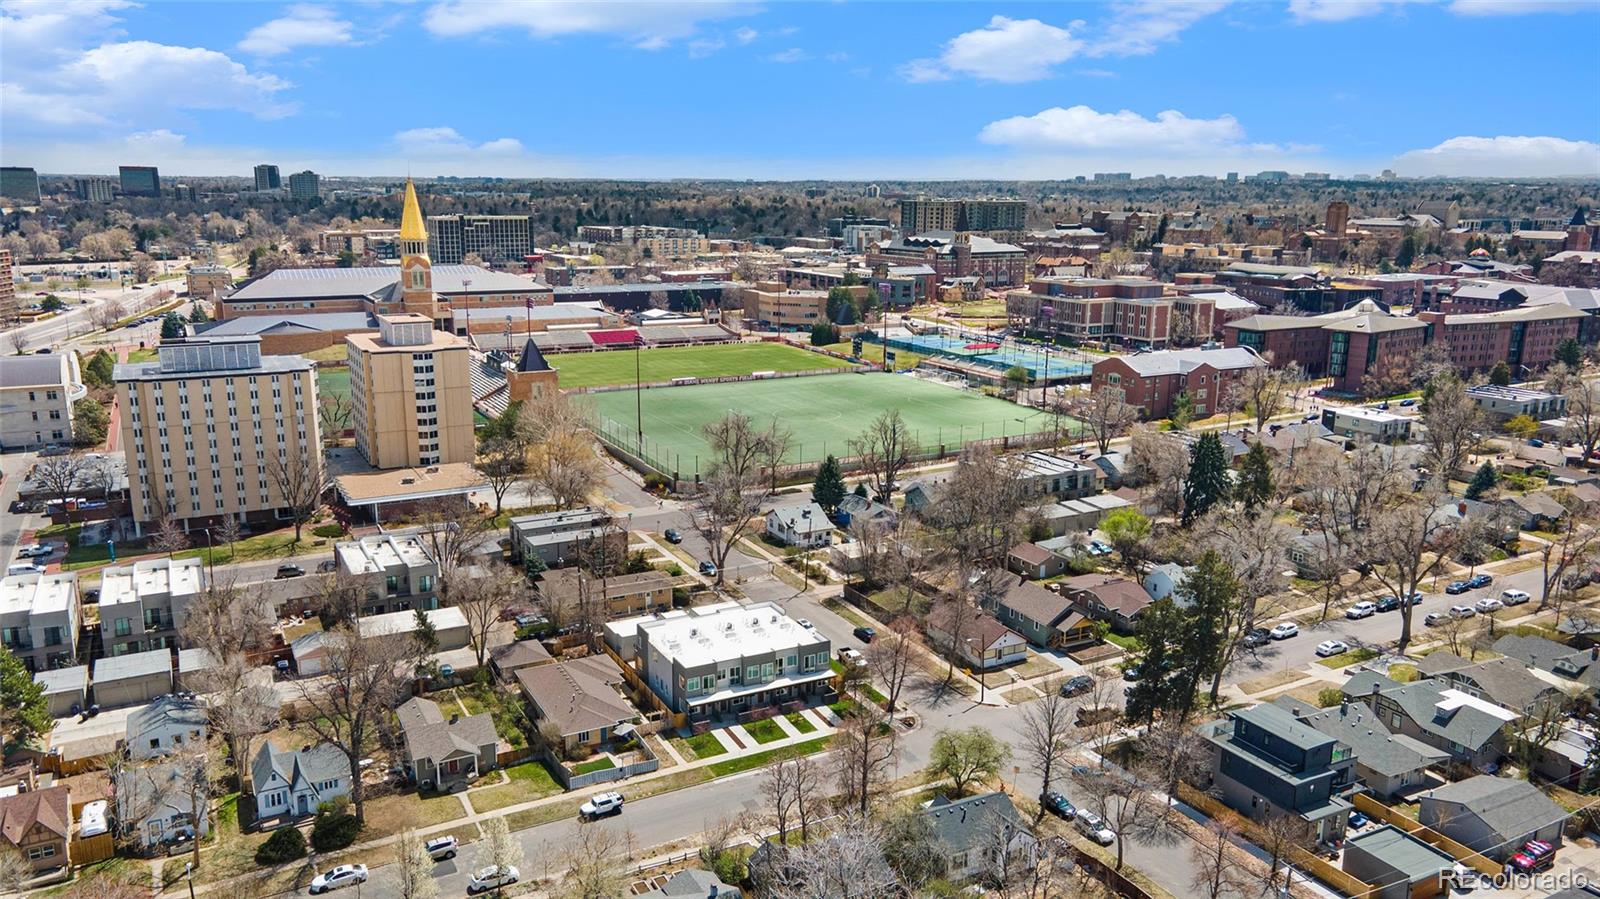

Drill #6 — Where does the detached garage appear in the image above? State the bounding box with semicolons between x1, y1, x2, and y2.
35;666;88;718
1342;825;1456;899
92;650;173;708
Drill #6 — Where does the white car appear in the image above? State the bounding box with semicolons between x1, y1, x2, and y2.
1474;597;1503;613
1500;589;1531;606
425;835;458;861
309;864;368;894
1345;602;1377;620
796;618;813;630
1315;640;1349;658
1449;605;1476;619
15;543;55;559
838;647;865;667
579;791;624;819
1075;810;1116;846
1269;622;1299;640
467;865;521;894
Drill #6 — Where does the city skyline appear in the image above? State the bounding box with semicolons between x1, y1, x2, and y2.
2;1;1598;181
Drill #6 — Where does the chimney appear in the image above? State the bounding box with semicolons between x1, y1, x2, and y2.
1340;700;1349;716
1458;502;1468;517
1370;683;1381;697
1591;646;1597;661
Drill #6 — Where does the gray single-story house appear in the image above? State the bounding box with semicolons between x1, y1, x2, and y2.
1341;824;1455;899
1419;775;1566;863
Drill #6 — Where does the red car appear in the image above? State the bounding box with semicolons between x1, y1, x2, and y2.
1508;839;1554;873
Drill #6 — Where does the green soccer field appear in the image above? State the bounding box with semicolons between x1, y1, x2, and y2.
551;342;852;389
588;372;1070;476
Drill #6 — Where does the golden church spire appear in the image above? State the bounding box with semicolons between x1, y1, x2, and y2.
399;178;427;242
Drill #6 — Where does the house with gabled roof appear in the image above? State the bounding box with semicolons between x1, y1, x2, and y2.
918;792;1037;882
250;741;350;820
394;696;498;791
1343;673;1515;769
1419;775;1567;862
1273;697;1448;799
126;693;208;761
1059;573;1153;634
925;604;1027;670
0;785;70;877
516;654;637;754
1413;652;1571;716
977;572;1098;649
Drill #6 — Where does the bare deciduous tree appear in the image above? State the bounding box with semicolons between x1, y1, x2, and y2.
1189;817;1253;899
30;451;87;522
1068;757;1170;871
181;581;280;775
1565;379;1600;468
150;514;189;556
1200;505;1288;700
473;432;528;516
1419;374;1486;479
1066;387;1139;455
1258;812;1314;894
479;814;524;893
411;497;495;600
560;822;631;899
1358;482;1461;653
689;412;785;586
517;389;603;510
864;616;919;713
1126;426;1187;515
1537;493;1600;614
454;566;523;669
1017;679;1077;823
1233;354;1305;433
292;625;422;823
395;829;440;899
265;443;327;543
91;299;127;331
317;393;354;447
755;813;901;899
213;514;242;562
835;707;898;817
850;409;914;502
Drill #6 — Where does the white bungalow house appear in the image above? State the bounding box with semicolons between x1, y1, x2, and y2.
250;742;352;820
765;503;836;548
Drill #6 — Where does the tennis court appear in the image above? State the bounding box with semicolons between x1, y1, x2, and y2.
877;333;1092;380
589;372;1071;476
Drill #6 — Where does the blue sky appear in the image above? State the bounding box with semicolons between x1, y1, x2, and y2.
3;0;1597;179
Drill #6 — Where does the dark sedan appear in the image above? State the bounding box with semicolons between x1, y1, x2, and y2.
1374;595;1400;613
1445;581;1471;595
1467;574;1493;589
1042;792;1077;820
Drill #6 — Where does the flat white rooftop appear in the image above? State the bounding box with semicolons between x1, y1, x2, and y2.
1436;689;1521;723
1330;406;1408;424
336;534;433;574
358;605;466;639
633;601;825;669
0;572;77;617
100;558;204;608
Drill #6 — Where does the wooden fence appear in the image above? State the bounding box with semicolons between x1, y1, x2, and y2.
1176;782;1379;898
1350;792;1500;877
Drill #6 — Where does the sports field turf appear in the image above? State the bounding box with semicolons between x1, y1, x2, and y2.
552;342;851;389
589;372;1069;476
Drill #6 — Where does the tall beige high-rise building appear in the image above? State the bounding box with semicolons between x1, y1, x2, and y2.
346;313;473;470
115;335;321;533
0;248;16;324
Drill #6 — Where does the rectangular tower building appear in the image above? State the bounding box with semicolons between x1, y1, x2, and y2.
346;314;473;469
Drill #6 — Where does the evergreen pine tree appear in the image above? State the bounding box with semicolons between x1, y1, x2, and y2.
1237;441;1275;509
1557;338;1583;369
1181;432;1230;526
853;483;869;498
812;455;846;514
1489;360;1512;386
1465;461;1498;500
0;646;50;752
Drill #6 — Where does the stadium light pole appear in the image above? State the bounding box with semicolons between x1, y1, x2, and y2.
635;339;643;454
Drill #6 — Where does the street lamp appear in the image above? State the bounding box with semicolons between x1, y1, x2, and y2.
184;862;196;899
964;638;986;704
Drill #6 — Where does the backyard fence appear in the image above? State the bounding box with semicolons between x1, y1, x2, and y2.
1176;782;1378;898
542;738;661;791
1350;792;1501;877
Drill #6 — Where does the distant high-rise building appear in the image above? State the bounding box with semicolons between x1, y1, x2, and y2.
865;184;881;198
0;167;40;203
1325;201;1350;235
253;164;281;191
425;214;532;265
169;183;197;201
1092;173;1133;182
118;165;160;197
0;249;16;325
74;177;116;202
1225;172;1239;183
287;170;320;201
1255;170;1290;182
1303;172;1331;181
898;197;1027;233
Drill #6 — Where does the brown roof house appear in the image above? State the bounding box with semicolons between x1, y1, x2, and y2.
1007;542;1069;580
516;655;637;754
0;785;70;878
925;603;1028;671
1060;574;1154;634
538;569;673;622
977;572;1099;649
394;696;499;792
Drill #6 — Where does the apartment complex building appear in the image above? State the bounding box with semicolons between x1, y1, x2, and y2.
334;534;440;616
508;507;624;567
1006;277;1180;348
574;225;708;258
0;249;14;324
426;214;532;265
184;264;233;303
118;165;160;197
898;197;1027;233
286;170;320;201
114;335;321;532
1089;346;1265;419
0;572;81;672
253;164;281;191
1224;300;1586;394
867;231;1026;288
606;601;834;717
74;177;116;203
739;281;832;330
347;313;473;469
0;353;85;451
99;558;205;656
0;166;40;203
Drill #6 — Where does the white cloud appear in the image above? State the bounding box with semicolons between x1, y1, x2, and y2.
126;128;188;151
1392;135;1600;177
688;37;725;58
768;47;808;63
1287;0;1417;22
901;16;1082;83
0;0;131;69
421;0;752;48
0;81;109;127
1448;0;1589;14
978;104;1246;152
1091;1;1230;56
1289;0;1583;21
394;127;525;158
63;41;295;118
238;4;356;57
1076;68;1117;77
733;26;758;43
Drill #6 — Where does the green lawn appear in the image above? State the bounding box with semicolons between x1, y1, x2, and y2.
552;342;852;389
467;760;563;813
1316;647;1381;668
317;365;351;404
785;711;818;734
820;341;928;371
589;371;1065;474
126;348;158;363
572;755;617;775
675;731;729;760
743;718;786;744
706;736;832;777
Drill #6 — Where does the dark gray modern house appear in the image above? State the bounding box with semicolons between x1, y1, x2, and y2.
1199;703;1355;845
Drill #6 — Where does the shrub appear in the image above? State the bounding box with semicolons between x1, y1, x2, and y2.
255;825;307;865
312;523;346;539
643;473;671;491
1316;687;1345;708
310;809;360;852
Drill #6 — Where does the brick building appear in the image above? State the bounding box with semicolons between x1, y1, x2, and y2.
1089;346;1265;419
866;232;1026;289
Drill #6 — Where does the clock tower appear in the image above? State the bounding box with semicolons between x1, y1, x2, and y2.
397;179;438;323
